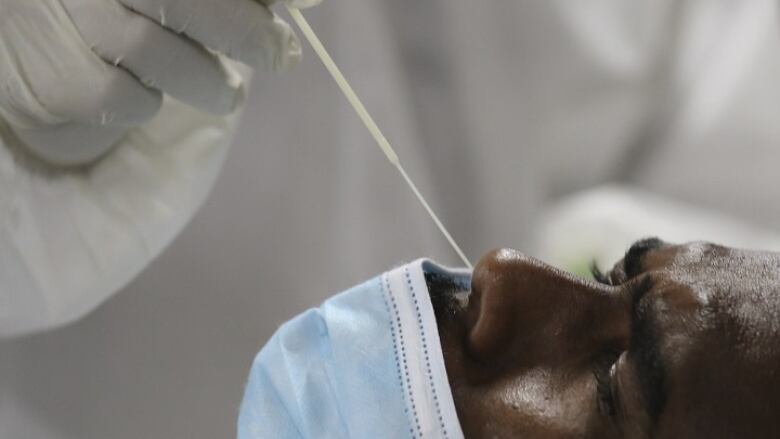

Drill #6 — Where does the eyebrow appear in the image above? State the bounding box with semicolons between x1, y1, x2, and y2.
623;237;664;278
628;277;667;423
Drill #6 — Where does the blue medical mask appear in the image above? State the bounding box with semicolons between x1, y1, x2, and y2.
238;259;470;439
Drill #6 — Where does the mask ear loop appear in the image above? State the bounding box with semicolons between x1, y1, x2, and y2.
286;6;473;269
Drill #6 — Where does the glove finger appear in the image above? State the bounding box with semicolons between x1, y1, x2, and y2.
12;122;128;166
0;0;162;129
44;56;163;127
63;0;245;115
117;0;302;71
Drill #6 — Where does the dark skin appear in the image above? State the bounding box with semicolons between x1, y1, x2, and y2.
433;239;780;438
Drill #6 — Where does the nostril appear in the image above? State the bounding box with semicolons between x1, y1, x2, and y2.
466;280;481;327
467;248;619;363
466;249;529;360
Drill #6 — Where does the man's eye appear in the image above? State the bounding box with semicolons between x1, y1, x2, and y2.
594;353;622;418
591;238;665;286
590;263;614;286
591;261;630;286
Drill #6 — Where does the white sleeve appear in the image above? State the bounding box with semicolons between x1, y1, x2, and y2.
535;185;780;274
0;74;245;336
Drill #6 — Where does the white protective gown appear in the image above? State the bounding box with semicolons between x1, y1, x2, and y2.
3;1;780;437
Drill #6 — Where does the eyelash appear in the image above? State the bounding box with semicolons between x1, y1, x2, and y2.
591;264;621;418
594;352;621;418
590;263;613;286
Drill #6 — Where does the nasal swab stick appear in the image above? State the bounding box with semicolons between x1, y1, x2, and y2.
286;6;473;269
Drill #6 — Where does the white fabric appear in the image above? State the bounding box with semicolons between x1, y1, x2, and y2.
0;0;317;165
0;95;240;335
5;0;780;437
536;185;780;273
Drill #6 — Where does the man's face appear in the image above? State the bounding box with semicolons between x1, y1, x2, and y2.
436;239;780;438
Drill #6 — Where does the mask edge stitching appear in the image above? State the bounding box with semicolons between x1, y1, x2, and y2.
405;266;450;439
382;272;420;439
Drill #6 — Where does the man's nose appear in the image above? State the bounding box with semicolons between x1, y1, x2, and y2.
467;249;630;362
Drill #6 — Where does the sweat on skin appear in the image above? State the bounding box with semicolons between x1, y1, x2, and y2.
239;238;780;438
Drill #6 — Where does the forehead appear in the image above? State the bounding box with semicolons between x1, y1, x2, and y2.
646;242;780;293
641;243;780;431
645;242;780;331
647;243;780;369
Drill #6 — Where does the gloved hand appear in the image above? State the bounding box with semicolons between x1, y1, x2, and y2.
0;0;320;165
0;0;321;336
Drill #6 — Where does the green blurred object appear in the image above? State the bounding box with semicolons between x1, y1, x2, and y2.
564;258;598;279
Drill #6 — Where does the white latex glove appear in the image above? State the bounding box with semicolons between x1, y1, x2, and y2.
0;0;320;165
0;0;322;336
0;94;244;336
